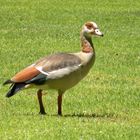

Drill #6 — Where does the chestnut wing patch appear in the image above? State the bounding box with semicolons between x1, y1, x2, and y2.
11;65;40;83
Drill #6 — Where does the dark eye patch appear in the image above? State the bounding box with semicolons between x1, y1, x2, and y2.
85;23;93;29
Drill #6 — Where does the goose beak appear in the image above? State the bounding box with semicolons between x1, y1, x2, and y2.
95;29;103;37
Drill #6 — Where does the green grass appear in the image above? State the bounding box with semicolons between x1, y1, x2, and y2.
0;0;140;139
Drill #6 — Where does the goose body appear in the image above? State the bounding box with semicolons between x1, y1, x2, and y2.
13;52;94;91
4;21;103;115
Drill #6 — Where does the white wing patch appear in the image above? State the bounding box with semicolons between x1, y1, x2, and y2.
47;65;81;79
35;65;81;79
35;66;49;75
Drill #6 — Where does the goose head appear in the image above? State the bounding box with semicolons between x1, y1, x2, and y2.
82;21;103;38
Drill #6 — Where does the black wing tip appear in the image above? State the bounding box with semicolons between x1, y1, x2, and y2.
3;80;13;85
5;84;15;98
5;91;15;98
5;94;11;98
5;83;26;98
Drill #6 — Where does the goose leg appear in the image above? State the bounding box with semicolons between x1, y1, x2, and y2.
57;91;64;116
37;89;46;115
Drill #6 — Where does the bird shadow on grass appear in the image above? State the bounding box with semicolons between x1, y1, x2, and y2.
12;112;117;119
51;112;117;119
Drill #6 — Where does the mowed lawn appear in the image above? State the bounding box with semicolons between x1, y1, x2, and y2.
0;0;139;139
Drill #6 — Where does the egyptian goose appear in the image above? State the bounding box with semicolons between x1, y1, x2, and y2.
4;21;103;115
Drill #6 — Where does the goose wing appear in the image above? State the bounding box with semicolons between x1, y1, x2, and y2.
10;53;82;84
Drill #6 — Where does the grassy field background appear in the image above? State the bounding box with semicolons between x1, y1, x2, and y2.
0;0;140;139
